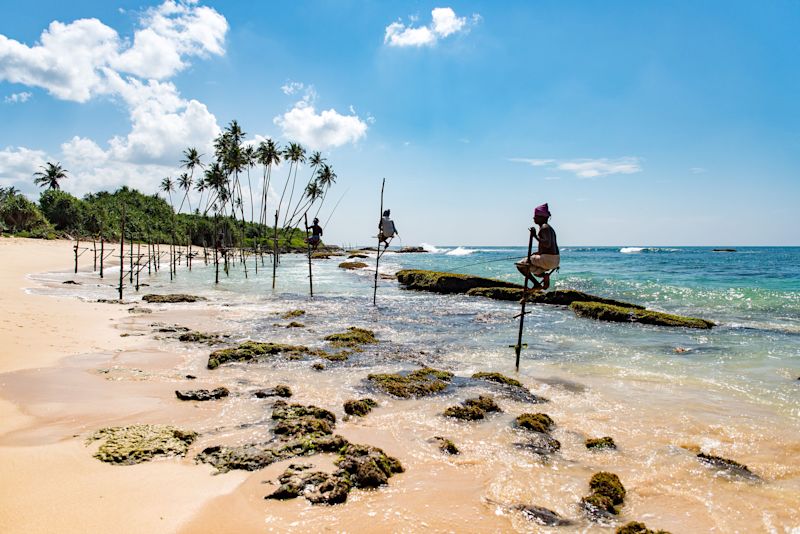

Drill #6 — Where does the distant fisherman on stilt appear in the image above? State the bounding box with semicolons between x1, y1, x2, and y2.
378;209;398;247
306;217;323;249
515;203;559;290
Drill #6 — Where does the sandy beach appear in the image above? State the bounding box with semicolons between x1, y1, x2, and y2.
1;237;799;534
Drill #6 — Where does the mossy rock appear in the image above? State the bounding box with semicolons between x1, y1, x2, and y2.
207;341;320;369
324;327;377;348
396;269;521;294
615;521;672;534
339;261;369;270
571;301;715;329
344;398;378;417
589;471;626;505
142;294;207;303
444;404;485;420
586;436;617;450
253;385;292;398
515;413;554;433
467;287;644;309
312;363;325;371
433;436;460;455
367;367;454;398
516;432;561;455
335;443;404;488
581;493;617;519
321;350;351;362
464;395;501;413
697;452;758;479
472;371;523;388
89;424;198;465
267;464;352;505
348;253;369;259
178;331;228;344
175;387;229;401
272;400;336;425
281;309;305;319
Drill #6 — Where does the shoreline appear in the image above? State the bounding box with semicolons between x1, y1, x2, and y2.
1;237;799;533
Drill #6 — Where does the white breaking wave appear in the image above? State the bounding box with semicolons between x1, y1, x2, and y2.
620;247;645;254
420;243;443;253
620;247;680;254
445;247;476;256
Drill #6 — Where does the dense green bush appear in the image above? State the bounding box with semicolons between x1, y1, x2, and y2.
0;188;54;237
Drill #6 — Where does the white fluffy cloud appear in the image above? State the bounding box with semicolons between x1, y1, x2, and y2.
0;1;227;195
384;7;477;47
4;91;32;103
511;157;643;178
0;146;48;188
274;85;368;149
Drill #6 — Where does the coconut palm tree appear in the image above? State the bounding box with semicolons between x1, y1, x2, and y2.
33;162;68;190
180;147;203;212
160;177;175;210
257;139;281;226
314;163;338;218
177;173;193;213
288;151;323;225
243;144;257;223
278;142;306;227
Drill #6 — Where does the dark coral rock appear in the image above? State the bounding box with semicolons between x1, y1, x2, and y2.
472;371;523;388
433;436;460;455
312;363;325;371
515;504;574;526
335;444;404;488
586;436;617;450
178;331;227;344
281;309;305;319
343;398;378;417
467;287;644;309
266;464;352;505
571;301;714;329
142;294;207;303
464;395;501;413
175;387;229;401
515;413;554;433
396;269;521;294
697;452;758;480
367;367;454;398
581;493;617;520
444;404;485;421
253;385;293;398
516;432;561;455
272;400;336;425
338;261;369;270
615;521;672;534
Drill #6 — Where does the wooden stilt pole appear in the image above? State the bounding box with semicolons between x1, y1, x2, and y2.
74;235;79;274
135;242;141;292
272;210;278;289
93;238;97;271
373;178;386;306
129;239;134;284
99;234;104;279
118;207;125;301
514;228;536;371
305;213;313;297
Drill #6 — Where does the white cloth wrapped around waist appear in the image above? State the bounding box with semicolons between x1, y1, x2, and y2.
515;253;560;275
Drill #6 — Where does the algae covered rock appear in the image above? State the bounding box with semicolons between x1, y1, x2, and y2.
344;398;378;417
324;327;378;348
516;432;561;455
267;464;351;505
466;287;644;309
335;443;404;488
697;452;758;479
339;261;369;270
178;331;228;344
396;269;521;294
175;387;229;401
615;521;672;534
142;294;207;303
515;413;554;433
253;385;293;398
89;424;198;465
433;436;460;455
589;471;626;505
586;436;617;450
207;341;319;369
581;492;617;520
444;395;500;420
472;371;523;388
281;309;305;319
571;301;715;329
367;367;454;398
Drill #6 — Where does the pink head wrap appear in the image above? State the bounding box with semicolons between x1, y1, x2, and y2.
534;203;551;218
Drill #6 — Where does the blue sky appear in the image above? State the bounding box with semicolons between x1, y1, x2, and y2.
1;1;798;246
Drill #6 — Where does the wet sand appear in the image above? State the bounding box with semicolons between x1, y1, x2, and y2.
1;237;799;533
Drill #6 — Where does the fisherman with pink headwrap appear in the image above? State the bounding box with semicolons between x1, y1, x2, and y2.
515;203;560;290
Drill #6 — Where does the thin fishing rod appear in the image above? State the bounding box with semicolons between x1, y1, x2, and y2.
322;188;349;229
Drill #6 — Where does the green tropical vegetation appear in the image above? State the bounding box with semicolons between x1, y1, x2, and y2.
0;119;338;252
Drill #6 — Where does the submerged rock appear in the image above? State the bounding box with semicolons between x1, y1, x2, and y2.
516;432;561;455
281;309;305;319
571;301;715;329
586;436;617;450
367;367;454;398
615;521;672;534
178;331;228;344
272;400;336;438
339;261;369;270
697;452;758;480
344;398;378;417
433;436;460;455
141;294;207;303
444;395;501;420
472;371;523;388
207;341;322;369
348;253;369;259
267;464;351;505
467;287;644;309
515;504;574;527
89;424;198;465
253;385;293;398
312;363;325;371
581;492;617;521
175;387;230;401
515;413;554;433
324;327;377;348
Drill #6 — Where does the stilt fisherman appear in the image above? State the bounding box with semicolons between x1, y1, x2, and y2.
515;203;559;290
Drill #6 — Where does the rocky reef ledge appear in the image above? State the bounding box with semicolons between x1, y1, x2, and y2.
395;269;713;329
